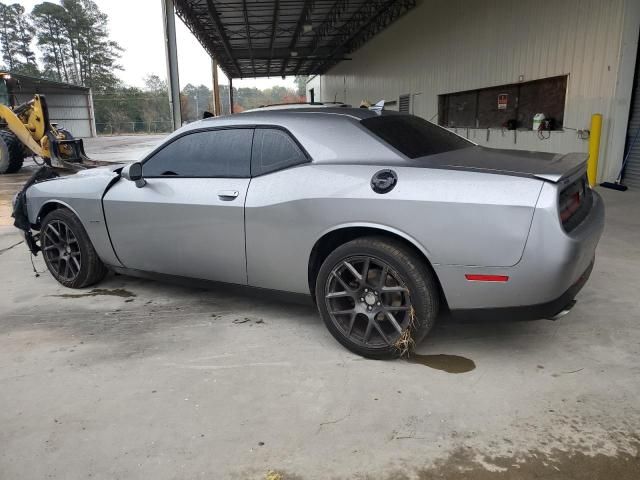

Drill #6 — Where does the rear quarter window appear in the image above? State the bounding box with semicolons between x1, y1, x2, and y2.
251;128;308;176
361;115;472;159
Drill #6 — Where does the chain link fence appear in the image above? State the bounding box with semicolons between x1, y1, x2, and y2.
96;121;173;136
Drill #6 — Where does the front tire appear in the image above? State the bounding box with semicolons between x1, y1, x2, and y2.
315;236;439;359
40;208;107;288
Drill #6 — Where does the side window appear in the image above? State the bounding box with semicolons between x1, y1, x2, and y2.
143;128;253;178
251;128;308;176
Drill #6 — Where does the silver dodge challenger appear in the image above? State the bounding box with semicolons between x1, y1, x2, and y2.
13;108;605;358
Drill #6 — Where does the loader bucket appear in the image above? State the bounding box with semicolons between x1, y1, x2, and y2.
48;133;89;163
45;131;112;171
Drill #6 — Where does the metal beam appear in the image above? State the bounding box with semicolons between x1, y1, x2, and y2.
174;0;416;79
230;46;332;58
242;0;256;76
280;0;313;77
310;0;414;75
294;0;348;76
86;89;97;137
266;0;279;77
211;58;221;116
161;0;182;131
205;0;243;78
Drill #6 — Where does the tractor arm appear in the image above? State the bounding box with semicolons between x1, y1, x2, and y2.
0;93;105;173
0;103;45;157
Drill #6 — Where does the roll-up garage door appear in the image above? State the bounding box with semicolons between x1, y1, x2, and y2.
623;45;640;188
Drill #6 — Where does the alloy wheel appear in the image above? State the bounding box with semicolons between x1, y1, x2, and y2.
324;255;413;348
42;219;82;282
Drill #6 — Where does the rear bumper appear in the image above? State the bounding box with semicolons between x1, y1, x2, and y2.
434;186;604;312
450;259;594;321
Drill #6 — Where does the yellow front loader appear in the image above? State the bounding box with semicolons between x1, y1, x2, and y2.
0;72;107;174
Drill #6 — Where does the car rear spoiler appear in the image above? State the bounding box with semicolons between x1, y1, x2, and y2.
533;153;589;184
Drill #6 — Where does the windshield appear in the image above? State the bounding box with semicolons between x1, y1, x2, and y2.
361;114;473;158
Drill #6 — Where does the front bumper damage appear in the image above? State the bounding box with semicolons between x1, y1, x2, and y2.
11;166;59;255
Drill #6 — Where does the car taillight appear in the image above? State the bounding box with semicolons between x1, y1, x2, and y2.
559;175;591;232
560;191;581;222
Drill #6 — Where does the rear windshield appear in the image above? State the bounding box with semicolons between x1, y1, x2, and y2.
361;115;472;158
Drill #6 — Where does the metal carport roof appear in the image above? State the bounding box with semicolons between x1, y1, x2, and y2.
173;0;417;79
8;73;90;94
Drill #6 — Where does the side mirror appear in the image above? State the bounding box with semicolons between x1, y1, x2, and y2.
122;162;146;188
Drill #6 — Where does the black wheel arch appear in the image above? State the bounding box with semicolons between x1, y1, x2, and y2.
36;201;73;229
308;226;448;309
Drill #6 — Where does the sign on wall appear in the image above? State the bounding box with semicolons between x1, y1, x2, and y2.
497;93;509;110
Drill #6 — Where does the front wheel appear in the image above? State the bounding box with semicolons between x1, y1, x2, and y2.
40;208;108;288
315;236;439;359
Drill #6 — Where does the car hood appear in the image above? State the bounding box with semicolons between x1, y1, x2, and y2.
417;146;588;183
73;163;125;178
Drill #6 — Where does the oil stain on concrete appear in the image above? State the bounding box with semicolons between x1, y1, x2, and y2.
405;443;640;480
406;353;476;373
261;442;640;479
51;288;136;299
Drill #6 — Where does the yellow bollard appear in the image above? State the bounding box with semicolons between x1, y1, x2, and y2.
587;113;602;187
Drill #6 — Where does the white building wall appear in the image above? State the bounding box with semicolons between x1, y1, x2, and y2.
308;0;640;182
15;91;95;138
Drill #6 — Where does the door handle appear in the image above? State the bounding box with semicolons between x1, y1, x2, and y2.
217;190;239;200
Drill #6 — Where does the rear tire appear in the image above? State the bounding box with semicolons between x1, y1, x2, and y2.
40;208;108;288
0;130;25;174
315;236;439;359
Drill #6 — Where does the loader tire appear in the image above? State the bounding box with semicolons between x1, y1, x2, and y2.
21;142;33;159
0;130;25;174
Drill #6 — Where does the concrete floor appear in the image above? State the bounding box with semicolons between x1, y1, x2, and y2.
0;137;639;479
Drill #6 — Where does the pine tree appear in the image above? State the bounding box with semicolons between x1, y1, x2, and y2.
32;2;71;82
13;5;37;74
0;3;18;70
0;3;38;75
60;0;122;90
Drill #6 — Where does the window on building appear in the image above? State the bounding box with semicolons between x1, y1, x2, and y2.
438;75;567;130
439;90;476;128
143;128;253;177
251;128;308;176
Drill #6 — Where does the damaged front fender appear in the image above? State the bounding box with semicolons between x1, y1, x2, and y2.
11;166;60;255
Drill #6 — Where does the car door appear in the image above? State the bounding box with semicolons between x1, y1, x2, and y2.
103;127;253;285
245;127;312;290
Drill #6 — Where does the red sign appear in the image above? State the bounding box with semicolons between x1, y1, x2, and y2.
498;93;508;110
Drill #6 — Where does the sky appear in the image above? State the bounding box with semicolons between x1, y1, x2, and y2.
17;0;296;90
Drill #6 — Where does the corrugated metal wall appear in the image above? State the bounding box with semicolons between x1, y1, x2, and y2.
308;0;638;182
15;91;94;138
